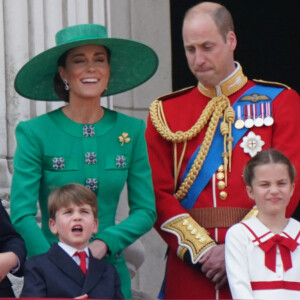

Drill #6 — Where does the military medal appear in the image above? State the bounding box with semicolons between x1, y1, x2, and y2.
234;105;244;129
264;116;273;126
244;105;254;128
235;119;244;130
254;103;263;127
240;131;265;157
264;102;274;126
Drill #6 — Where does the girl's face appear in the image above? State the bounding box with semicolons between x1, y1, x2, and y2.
59;44;110;102
246;163;294;218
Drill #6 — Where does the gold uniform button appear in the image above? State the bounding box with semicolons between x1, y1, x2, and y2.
199;237;207;243
217;181;226;190
182;219;189;226
219;191;228;200
218;165;224;172
187;224;194;231
216;172;225;180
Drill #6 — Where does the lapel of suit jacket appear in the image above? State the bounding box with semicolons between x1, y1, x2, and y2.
48;243;86;285
81;250;107;293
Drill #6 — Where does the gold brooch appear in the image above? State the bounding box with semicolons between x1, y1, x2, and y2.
118;133;131;146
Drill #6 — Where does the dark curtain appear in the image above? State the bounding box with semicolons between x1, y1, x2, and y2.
170;0;300;93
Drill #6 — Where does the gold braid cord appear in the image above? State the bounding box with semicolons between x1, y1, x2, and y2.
149;95;235;200
161;214;216;263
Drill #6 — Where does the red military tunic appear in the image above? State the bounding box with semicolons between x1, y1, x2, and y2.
145;64;300;299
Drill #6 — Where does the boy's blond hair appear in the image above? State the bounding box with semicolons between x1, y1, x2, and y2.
48;183;98;220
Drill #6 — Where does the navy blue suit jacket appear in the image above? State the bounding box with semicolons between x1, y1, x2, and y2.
21;243;123;299
0;200;26;297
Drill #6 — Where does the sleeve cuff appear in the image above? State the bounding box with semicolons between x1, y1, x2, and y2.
161;214;216;264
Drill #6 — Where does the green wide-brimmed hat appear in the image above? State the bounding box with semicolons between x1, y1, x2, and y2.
14;24;158;100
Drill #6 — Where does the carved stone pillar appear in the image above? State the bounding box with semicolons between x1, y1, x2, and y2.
0;0;170;298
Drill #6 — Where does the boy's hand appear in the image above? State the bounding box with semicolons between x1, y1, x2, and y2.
75;293;88;299
89;240;108;259
0;252;18;282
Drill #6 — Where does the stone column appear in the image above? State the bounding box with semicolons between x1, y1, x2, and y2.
109;0;170;297
0;0;170;298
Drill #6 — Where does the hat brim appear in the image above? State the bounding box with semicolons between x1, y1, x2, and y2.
14;38;158;100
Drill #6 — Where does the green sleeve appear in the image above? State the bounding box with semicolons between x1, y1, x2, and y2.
96;120;157;255
10;121;50;257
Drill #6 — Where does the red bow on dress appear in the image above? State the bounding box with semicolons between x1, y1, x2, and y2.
259;234;298;272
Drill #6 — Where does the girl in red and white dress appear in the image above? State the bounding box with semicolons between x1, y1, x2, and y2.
225;149;300;300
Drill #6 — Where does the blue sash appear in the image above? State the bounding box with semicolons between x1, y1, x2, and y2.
180;84;284;209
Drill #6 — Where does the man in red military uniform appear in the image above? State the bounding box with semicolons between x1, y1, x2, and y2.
145;2;300;299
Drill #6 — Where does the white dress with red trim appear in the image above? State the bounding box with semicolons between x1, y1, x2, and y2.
225;216;300;300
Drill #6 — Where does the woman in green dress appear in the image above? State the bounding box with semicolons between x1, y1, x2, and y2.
10;24;158;299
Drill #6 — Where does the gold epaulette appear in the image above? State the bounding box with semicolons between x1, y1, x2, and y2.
253;79;291;90
161;214;216;263
157;86;195;102
242;206;259;221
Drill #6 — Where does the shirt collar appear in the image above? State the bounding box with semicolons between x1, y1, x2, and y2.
58;242;89;257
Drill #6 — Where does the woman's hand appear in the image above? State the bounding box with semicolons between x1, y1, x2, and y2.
88;240;108;259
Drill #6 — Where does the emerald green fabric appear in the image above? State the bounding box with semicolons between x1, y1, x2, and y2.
10;107;156;299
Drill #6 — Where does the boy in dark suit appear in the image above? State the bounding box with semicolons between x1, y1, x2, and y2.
0;200;26;297
21;183;123;299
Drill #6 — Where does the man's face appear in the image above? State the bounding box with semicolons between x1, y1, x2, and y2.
183;13;236;87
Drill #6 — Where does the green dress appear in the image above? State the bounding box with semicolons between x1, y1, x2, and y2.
10;107;156;299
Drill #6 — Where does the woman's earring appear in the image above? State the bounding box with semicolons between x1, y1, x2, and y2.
63;79;69;91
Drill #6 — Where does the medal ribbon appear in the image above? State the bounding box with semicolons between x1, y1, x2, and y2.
260;102;264;118
259;234;298;272
237;105;242;119
252;104;256;119
245;105;252;120
266;102;272;117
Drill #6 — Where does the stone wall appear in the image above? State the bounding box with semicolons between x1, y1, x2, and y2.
0;0;170;298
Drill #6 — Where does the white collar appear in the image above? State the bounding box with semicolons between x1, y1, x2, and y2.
58;242;89;257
